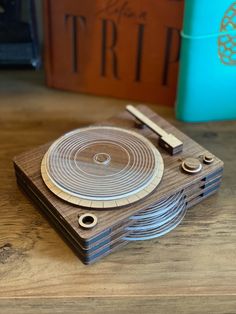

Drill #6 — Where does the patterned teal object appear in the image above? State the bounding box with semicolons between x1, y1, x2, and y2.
176;0;236;122
218;3;236;65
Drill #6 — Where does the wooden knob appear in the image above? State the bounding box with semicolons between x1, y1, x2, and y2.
182;158;202;174
203;154;214;164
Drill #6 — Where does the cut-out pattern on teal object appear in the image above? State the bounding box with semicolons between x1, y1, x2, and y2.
218;2;236;65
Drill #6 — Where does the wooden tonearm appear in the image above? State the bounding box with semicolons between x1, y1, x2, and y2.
126;105;183;155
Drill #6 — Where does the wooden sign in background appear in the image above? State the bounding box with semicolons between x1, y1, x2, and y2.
44;0;184;105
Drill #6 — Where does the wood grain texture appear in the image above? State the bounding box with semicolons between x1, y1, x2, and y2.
1;297;236;314
13;106;224;242
0;70;236;312
13;105;223;263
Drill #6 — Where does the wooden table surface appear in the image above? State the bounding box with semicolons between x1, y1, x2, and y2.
0;71;236;314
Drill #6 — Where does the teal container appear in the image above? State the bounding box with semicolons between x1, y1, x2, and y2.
176;0;236;122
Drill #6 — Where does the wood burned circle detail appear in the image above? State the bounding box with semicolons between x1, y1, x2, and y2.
41;126;164;208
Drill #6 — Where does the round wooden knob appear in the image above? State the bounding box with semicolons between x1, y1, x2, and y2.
203;154;214;164
182;157;202;174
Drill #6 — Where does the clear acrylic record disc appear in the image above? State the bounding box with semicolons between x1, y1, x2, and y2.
41;126;164;208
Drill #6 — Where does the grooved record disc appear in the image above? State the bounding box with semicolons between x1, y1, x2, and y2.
41;126;164;208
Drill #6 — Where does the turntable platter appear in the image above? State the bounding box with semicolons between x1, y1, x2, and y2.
41;126;164;208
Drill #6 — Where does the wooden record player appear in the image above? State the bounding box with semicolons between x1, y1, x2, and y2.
13;105;224;264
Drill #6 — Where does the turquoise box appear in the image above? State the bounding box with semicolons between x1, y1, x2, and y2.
176;0;236;122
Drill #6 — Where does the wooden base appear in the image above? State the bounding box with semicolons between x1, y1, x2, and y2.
13;105;224;264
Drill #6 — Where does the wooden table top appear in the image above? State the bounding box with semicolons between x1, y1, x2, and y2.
0;71;236;314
